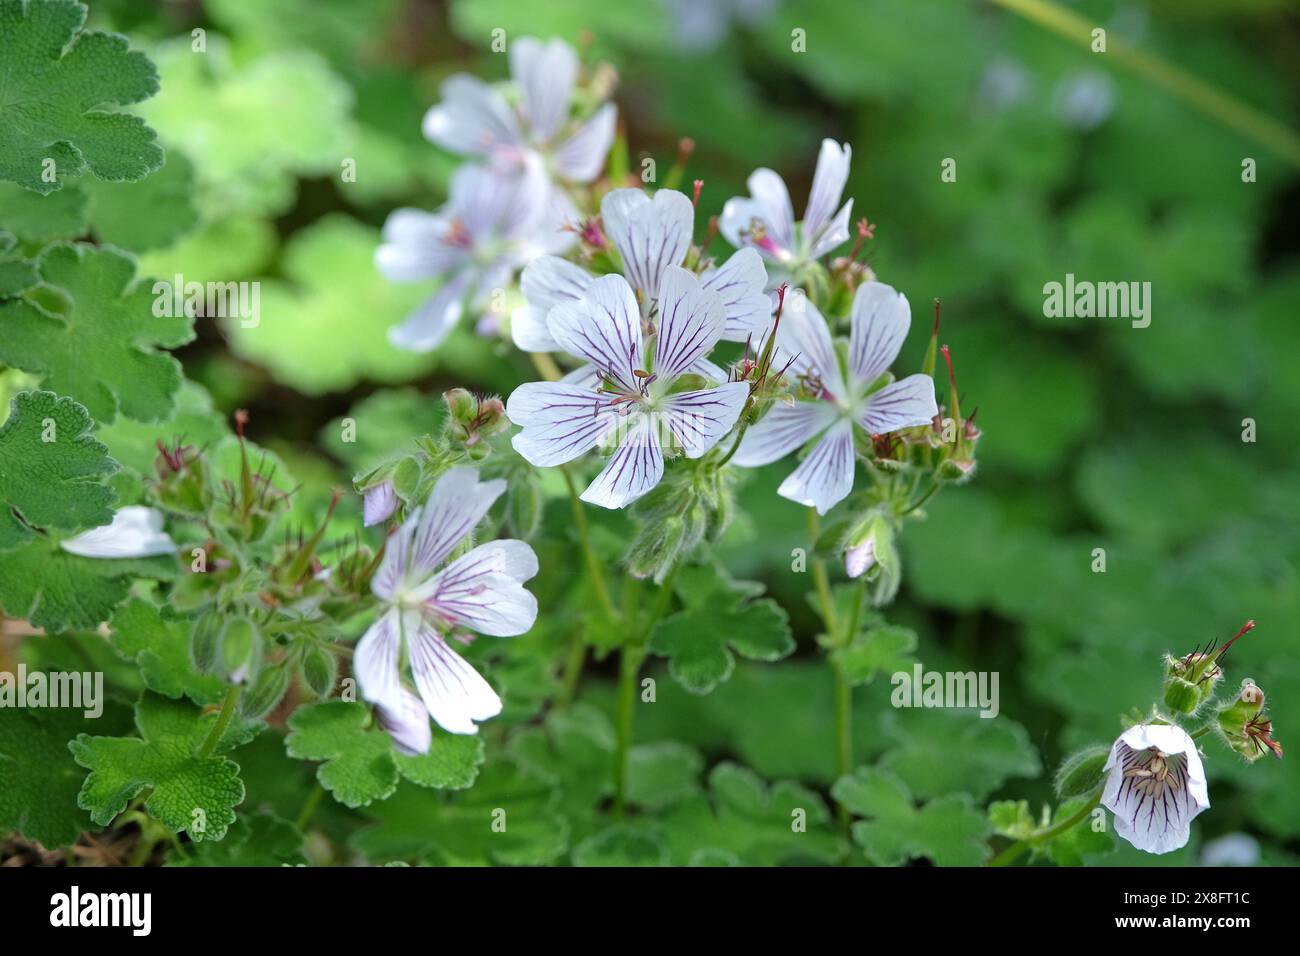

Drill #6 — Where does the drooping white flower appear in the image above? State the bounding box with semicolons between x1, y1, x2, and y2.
1101;723;1210;855
732;281;938;515
354;467;538;743
506;267;750;509
377;162;574;352
59;506;176;558
720;139;853;286
362;480;397;527
423;36;616;186
510;187;771;356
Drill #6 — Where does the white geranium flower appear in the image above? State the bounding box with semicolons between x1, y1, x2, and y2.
354;467;538;743
720;139;854;286
506;266;750;509
377;162;574;352
59;506;176;558
1101;723;1210;855
732;281;937;514
423;36;616;186
510;187;771;357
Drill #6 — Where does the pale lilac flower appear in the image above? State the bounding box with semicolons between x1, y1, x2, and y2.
511;187;771;358
720;139;854;286
423;36;616;186
377;162;575;352
362;480;398;527
354;467;538;742
671;0;777;51
732;281;938;515
1102;723;1209;855
376;689;433;757
506;267;750;509
59;506;176;558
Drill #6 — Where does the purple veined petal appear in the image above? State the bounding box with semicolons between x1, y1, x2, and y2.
654;265;727;385
546;273;643;392
700;247;772;342
580;413;665;509
552;102;617;183
375;209;468;281
376;688;433;756
387;271;470;352
774;292;846;399
802;140;851;241
1102;724;1209;855
59;506;176;558
807;197;853;260
408;618;503;735
422;73;522;157
777;418;855;515
423;539;539;636
745;168;796;250
401;466;507;582
511;255;593;351
353;608;405;709
689;356;729;382
848;280;911;386
506;381;621;467
600;188;694;301
362;480;398;527
509;37;578;143
560;364;602;388
858;374;938;435
731;399;838;467
661;381;750;458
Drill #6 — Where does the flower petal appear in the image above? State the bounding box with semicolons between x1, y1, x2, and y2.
59;506;176;558
777;418;855;515
858;374;938;435
848;280;911;385
408;620;502;735
1102;724;1209;855
552;102;617;182
808;198;853;259
661;382;750;458
654;265;727;384
775;293;846;399
745;168;795;250
732;399;838;467
510;37;577;143
362;480;398;527
511;255;594;351
547;273;643;392
506;381;621;466
425;539;539;636
387;272;470;352
600;188;693;301
422;74;521;157
700;247;772;342
580;413;664;509
374;209;465;281
803;140;851;240
376;688;433;756
353;608;404;709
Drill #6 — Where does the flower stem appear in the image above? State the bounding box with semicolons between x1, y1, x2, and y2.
562;465;618;623
198;684;241;759
806;509;839;635
529;350;564;383
987;789;1103;867
295;781;325;831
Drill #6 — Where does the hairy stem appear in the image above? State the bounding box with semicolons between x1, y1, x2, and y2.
562;465;618;622
987;790;1104;867
198;684;241;759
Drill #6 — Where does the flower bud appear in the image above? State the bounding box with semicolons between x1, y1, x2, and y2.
1054;743;1110;799
301;644;337;699
220;617;262;685
191;612;221;673
240;662;289;719
844;510;889;579
1217;679;1282;762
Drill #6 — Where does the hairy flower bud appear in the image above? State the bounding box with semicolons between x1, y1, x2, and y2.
1217;679;1282;762
1054;743;1110;799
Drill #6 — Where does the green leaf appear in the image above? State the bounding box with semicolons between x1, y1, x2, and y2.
0;243;194;422
1047;796;1115;867
108;599;227;706
659;762;844;866
0;389;116;551
833;767;989;867
648;564;795;694
320;388;444;472
0;0;162;194
69;693;250;842
832;623;917;687
572;824;670;867
0;535;177;630
285;700;482;809
877;708;1042;801
0;701;132;848
168;809;306;867
987;799;1037;841
82;152;200;252
95;378;228;475
0;231;40;296
0;180;90;242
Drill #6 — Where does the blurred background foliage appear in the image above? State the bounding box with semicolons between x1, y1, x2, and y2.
74;0;1299;865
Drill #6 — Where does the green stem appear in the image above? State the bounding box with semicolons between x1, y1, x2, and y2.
806;509;839;635
1189;723;1213;740
295;781;325;831
199;684;241;759
900;479;941;516
562;465;618;622
555;628;586;710
988;790;1103;867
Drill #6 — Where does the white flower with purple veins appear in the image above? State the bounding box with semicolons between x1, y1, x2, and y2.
732;281;938;515
506;266;751;509
1102;723;1210;855
377;163;574;352
354;467;538;745
511;187;771;361
362;480;397;527
59;506;176;558
424;36;616;186
720;139;854;287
